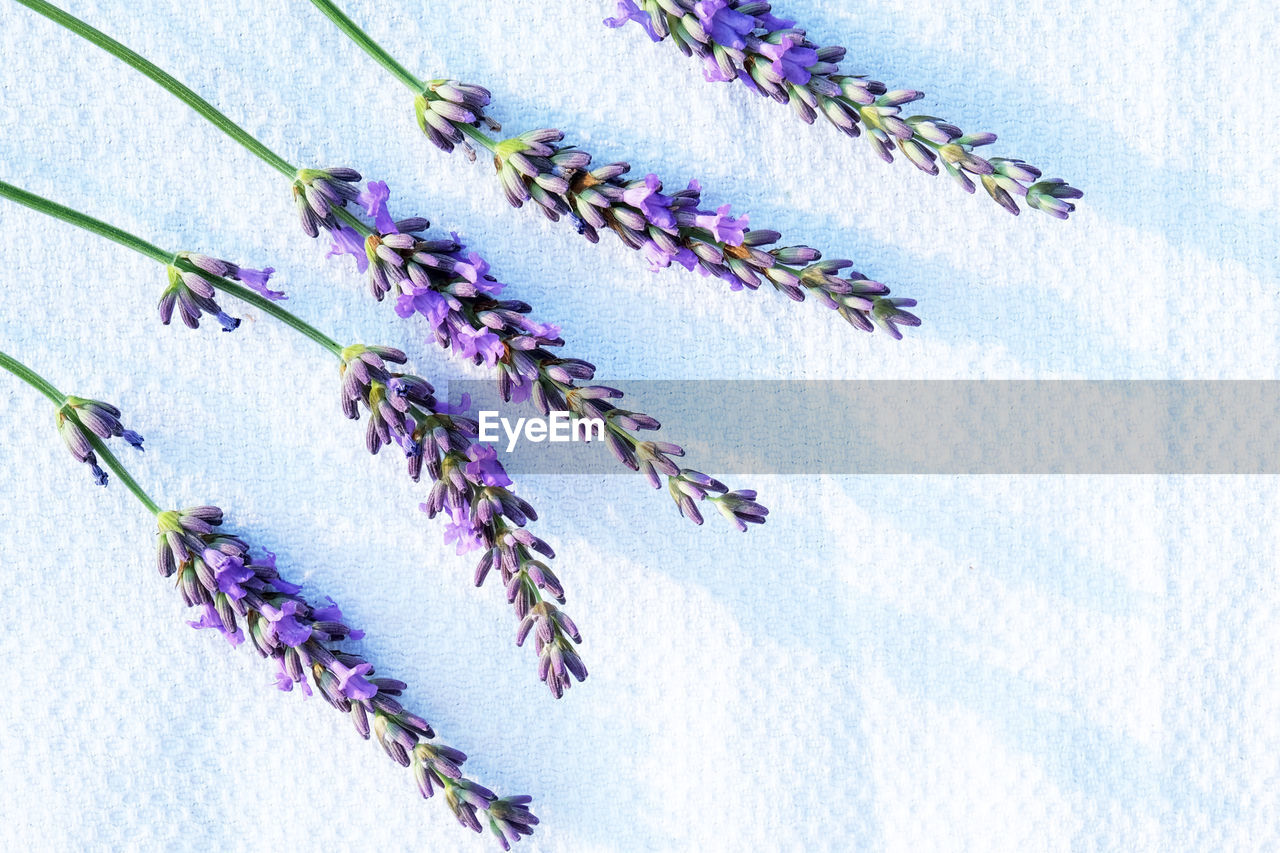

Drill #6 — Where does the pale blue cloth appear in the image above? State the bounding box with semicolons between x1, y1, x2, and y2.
0;0;1275;850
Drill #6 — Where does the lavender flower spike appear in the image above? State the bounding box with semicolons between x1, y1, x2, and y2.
337;343;587;698
605;0;1083;218
155;505;537;846
409;86;919;336
305;170;769;530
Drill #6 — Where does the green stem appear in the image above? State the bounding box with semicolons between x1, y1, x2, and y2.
214;279;343;357
0;176;344;358
457;122;498;153
0;348;65;406
14;0;297;180
333;205;373;237
82;427;162;515
0;349;160;514
305;0;498;152
0;180;171;264
307;0;425;92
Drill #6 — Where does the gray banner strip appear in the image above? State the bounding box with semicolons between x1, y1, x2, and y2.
448;381;1280;475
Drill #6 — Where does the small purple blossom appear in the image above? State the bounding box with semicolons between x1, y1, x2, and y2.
621;173;676;230
331;660;378;700
237;266;285;301
443;512;484;555
327;225;369;273
455;252;504;297
455;328;505;367
394;286;450;330
358;180;399;234
694;204;749;245
187;602;244;646
261;599;313;648
693;0;754;49
434;391;473;417
206;548;254;601
603;0;661;42
759;34;819;85
465;445;513;489
757;11;795;32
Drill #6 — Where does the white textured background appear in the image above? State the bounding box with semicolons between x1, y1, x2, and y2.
0;0;1277;850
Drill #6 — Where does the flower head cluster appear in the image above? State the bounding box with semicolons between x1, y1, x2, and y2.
337;343;587;697
292;166;364;237
605;0;1082;218
404;88;919;335
320;177;769;531
153;504;537;847
56;396;144;485
158;252;282;331
414;81;500;162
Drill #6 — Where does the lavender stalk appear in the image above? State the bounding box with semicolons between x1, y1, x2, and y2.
15;0;767;531
0;180;586;698
307;0;920;339
604;0;1083;218
0;349;537;848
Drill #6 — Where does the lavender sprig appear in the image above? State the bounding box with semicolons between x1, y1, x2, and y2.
0;181;586;699
605;0;1082;218
159;507;537;847
337;342;588;697
295;169;770;530
359;70;922;335
0;351;537;848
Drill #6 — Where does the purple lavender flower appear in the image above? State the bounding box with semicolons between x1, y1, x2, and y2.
603;0;662;42
146;504;537;844
336;343;586;697
311;178;768;532
292;166;363;236
181;252;286;301
758;33;818;85
328;224;369;272
465;445;513;488
621;173;678;230
692;0;755;49
606;0;1082;218
358;180;399;233
56;397;145;486
397;82;917;333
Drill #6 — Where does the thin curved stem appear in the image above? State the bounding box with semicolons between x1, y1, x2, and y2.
215;279;344;357
333;205;373;237
82;428;161;515
0;348;65;406
14;0;297;180
307;0;425;92
0;180;171;264
303;0;499;152
457;122;498;153
0;349;160;514
0;175;343;359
